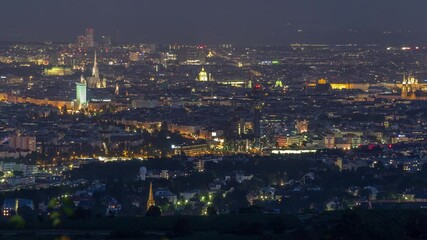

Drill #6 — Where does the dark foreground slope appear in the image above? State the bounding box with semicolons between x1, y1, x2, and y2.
0;209;427;240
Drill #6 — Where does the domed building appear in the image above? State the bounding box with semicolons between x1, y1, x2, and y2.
314;78;332;92
197;67;209;81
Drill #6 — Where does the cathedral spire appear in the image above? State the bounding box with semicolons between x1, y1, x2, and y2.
92;51;100;79
147;182;155;210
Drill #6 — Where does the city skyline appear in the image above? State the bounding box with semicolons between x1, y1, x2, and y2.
1;1;427;238
1;0;427;44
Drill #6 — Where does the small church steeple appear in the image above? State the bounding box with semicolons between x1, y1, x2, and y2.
147;182;155;210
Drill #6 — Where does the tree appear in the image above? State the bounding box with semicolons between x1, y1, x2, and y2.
236;221;264;235
12;170;24;177
74;207;92;220
359;188;372;200
269;216;286;234
206;206;217;216
239;205;263;214
172;217;192;236
406;211;427;239
17;206;36;223
146;206;161;217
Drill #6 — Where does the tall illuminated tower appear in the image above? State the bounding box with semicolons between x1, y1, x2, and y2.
92;51;100;79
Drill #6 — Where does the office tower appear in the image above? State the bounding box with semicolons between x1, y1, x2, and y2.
100;35;112;46
86;28;94;48
178;46;207;65
76;77;87;109
9;136;36;152
253;107;261;138
129;52;141;62
252;84;263;148
139;167;147;181
77;35;87;50
234;118;246;137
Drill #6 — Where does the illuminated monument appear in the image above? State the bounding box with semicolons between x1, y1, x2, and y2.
273;79;285;91
75;76;87;110
401;73;418;100
146;182;156;210
43;66;74;76
87;51;107;88
275;79;283;88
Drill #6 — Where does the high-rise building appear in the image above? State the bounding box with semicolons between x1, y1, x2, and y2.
234;118;246;137
129;52;141;62
178;46;207;65
139;167;147;181
253;107;261;139
100;35;112;46
76;77;87;109
252;84;263;148
85;28;94;48
8;136;36;152
77;35;87;50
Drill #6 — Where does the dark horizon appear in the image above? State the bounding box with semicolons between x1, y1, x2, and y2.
1;0;427;45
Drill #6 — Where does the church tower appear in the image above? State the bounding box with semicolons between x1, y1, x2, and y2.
102;76;107;88
147;182;155;210
401;73;419;100
401;73;408;99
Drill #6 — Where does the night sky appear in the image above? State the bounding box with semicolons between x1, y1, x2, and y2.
1;0;427;44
